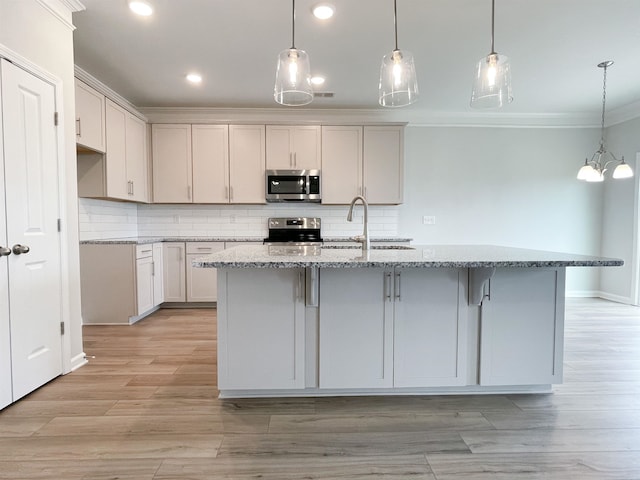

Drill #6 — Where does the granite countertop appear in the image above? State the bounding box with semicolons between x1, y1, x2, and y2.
79;236;413;245
192;244;624;269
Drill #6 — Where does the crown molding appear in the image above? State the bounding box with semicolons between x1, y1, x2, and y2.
606;100;640;127
74;66;147;121
35;0;84;31
139;106;601;128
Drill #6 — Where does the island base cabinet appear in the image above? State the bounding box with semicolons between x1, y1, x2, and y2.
479;267;565;386
218;268;306;390
393;268;468;387
319;268;394;389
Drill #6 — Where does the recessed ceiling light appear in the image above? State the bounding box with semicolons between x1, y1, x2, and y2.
310;76;326;86
312;3;335;20
128;1;153;16
186;73;202;84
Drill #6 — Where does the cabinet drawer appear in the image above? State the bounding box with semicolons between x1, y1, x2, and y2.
186;242;225;255
136;244;154;259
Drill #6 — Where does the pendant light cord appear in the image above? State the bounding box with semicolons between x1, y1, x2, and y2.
490;0;496;54
600;64;608;149
393;0;399;51
291;0;296;49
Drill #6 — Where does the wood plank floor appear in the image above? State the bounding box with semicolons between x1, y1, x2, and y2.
1;298;640;479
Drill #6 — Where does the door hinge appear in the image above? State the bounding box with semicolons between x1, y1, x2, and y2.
57;218;62;232
60;321;65;335
54;112;59;126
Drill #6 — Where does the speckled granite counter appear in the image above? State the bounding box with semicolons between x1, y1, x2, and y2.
193;244;623;269
79;237;413;245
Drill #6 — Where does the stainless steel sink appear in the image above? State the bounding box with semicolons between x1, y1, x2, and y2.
322;245;415;250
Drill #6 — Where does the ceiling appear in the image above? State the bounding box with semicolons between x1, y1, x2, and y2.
72;0;640;123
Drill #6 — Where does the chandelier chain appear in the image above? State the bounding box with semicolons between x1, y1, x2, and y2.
600;64;607;148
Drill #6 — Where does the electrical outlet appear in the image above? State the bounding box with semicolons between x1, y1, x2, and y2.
423;215;436;225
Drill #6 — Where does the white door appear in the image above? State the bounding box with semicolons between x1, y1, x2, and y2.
0;64;11;409
1;59;63;401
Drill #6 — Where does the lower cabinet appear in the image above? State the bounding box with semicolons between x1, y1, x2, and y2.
479;267;565;386
217;268;306;390
318;267;467;389
80;243;164;324
163;242;225;303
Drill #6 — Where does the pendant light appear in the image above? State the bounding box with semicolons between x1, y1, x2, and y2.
274;0;313;106
577;61;633;182
378;0;418;107
470;0;513;109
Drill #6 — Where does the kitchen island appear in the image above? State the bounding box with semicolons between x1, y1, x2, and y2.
195;244;622;398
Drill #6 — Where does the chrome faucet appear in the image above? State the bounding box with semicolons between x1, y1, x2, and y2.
347;195;370;250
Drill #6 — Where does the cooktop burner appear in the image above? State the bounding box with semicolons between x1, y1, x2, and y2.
263;217;323;245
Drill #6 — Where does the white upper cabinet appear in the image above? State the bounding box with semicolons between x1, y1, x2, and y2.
363;126;404;204
321;125;404;205
192;125;229;203
75;79;105;153
266;125;320;170
105;99;128;199
229;125;266;204
125;113;148;202
321;126;363;204
152;124;193;203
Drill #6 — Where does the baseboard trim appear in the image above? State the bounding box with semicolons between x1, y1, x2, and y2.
565;290;599;298
596;291;634;305
69;352;88;372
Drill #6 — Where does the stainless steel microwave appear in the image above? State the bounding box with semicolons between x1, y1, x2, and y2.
265;169;321;202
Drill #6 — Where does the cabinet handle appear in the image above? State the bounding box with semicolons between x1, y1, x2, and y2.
76;118;81;137
289;152;293;167
151;261;155;277
131;181;135;196
296;270;304;300
225;186;229;200
293;152;297;167
394;272;401;301
385;272;392;300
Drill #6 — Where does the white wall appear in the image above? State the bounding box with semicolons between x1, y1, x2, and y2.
600;116;640;304
398;125;605;294
0;0;84;370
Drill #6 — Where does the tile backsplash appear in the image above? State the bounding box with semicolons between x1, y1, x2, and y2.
78;198;400;241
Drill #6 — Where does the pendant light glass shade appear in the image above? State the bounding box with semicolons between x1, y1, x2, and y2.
274;48;313;106
379;50;419;107
274;0;313;106
613;160;633;179
471;53;513;108
378;0;418;107
470;0;513;109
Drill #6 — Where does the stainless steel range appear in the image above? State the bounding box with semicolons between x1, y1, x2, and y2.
263;217;323;246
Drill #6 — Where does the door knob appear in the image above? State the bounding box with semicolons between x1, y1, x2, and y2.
12;244;30;255
0;246;10;257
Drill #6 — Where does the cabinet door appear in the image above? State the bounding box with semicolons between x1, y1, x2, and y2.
126;113;148;202
480;268;565;386
136;256;154;315
152;243;164;306
192;125;229;203
186;242;224;302
266;125;293;169
292;126;321;169
266;126;321;170
363;126;403;204
218;268;305;390
162;243;186;302
393;268;467;387
229;125;265;204
152;124;192;203
321;126;362;204
319;268;393;388
75;79;105;152
105;99;128;200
